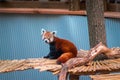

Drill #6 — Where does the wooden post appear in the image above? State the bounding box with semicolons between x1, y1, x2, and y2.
69;74;79;80
86;0;107;48
86;0;107;60
69;0;80;11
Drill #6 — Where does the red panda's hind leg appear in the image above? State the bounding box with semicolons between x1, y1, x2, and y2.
57;52;75;64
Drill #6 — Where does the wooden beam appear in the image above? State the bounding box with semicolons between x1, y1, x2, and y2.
0;1;69;9
107;3;120;12
69;0;80;11
0;8;86;15
90;74;120;80
0;8;120;19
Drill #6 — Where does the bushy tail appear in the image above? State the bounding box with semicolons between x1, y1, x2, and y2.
59;64;68;80
57;52;75;64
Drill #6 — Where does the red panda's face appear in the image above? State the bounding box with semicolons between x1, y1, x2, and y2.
41;29;57;44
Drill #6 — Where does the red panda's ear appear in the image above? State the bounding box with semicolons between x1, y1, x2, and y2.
41;28;46;35
51;31;57;36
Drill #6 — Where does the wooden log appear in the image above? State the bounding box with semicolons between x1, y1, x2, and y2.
3;60;26;72
59;42;120;80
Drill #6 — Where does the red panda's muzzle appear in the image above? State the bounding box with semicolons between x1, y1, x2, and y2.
44;39;50;44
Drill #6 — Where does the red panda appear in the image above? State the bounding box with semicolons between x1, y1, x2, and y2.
41;28;77;64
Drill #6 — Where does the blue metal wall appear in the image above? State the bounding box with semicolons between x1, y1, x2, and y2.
105;18;120;47
0;14;120;80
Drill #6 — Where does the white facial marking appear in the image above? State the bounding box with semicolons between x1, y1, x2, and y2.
50;36;54;42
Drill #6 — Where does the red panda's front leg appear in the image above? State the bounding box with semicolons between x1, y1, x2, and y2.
44;44;59;59
43;55;49;58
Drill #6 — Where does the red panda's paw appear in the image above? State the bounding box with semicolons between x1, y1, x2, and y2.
56;52;75;64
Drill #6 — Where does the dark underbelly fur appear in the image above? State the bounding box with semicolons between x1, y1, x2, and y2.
44;43;62;59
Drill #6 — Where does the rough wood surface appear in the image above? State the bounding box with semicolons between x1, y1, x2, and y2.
0;58;120;74
59;42;120;80
90;74;120;80
0;42;119;80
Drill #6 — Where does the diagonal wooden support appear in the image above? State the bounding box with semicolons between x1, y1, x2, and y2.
59;42;120;80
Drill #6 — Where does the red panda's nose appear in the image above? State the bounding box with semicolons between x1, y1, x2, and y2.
45;40;48;43
44;39;49;43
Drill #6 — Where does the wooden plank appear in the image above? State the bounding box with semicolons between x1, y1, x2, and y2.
0;1;120;12
0;6;119;18
0;60;12;72
0;58;120;75
0;8;87;15
69;58;120;75
69;0;80;11
0;60;17;72
0;1;69;9
2;60;26;72
107;3;120;12
90;74;120;80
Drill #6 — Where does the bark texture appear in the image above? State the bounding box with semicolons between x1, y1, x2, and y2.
86;0;106;48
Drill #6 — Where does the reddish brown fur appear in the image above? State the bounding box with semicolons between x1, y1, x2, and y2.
42;29;78;64
54;37;77;63
57;52;76;63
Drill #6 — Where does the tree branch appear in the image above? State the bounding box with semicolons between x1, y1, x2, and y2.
59;42;120;80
